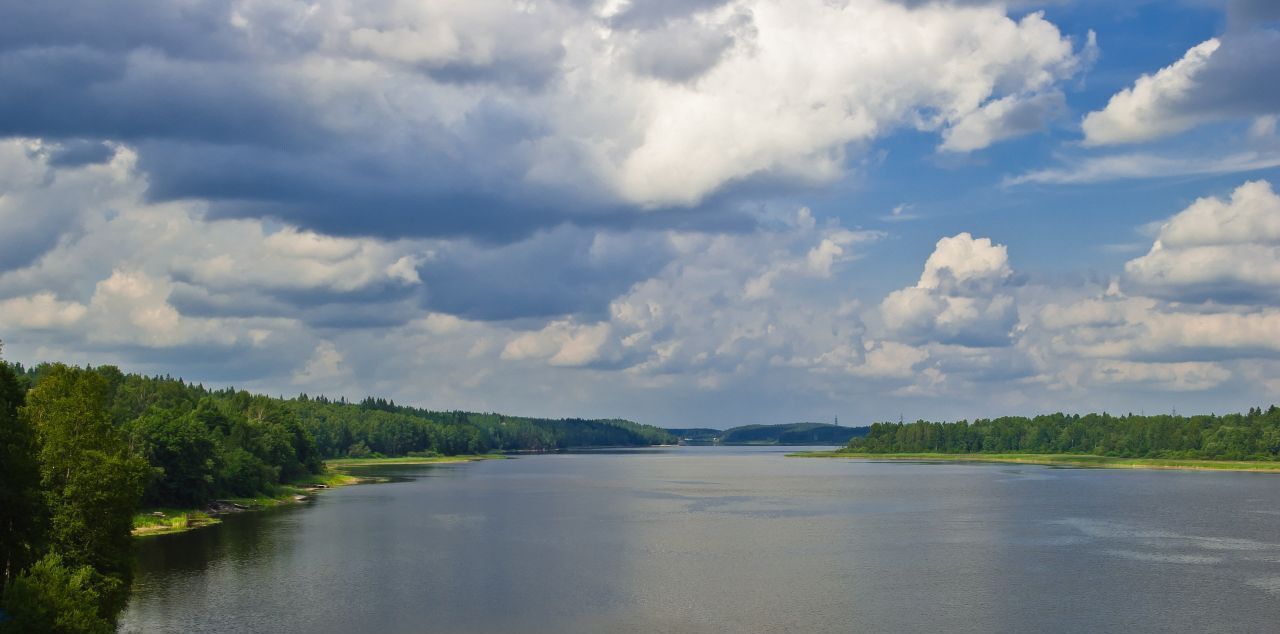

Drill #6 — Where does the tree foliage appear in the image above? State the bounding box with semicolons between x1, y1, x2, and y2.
0;553;113;634
21;365;149;620
0;361;41;596
847;408;1280;459
295;396;674;458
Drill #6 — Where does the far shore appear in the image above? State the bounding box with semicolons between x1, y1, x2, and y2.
132;454;504;538
788;451;1280;473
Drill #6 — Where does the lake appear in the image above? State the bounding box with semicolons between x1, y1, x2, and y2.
121;446;1280;633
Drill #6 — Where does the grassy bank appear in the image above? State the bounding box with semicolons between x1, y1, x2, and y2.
131;455;503;538
131;484;333;539
131;510;222;537
788;451;1280;472
324;453;507;468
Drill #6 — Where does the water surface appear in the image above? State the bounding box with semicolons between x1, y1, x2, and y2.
122;447;1280;633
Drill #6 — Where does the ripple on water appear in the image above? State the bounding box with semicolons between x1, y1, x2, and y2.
1104;549;1224;565
1246;577;1280;596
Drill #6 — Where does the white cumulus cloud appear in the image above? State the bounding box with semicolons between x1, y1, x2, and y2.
1125;179;1280;303
1082;38;1221;146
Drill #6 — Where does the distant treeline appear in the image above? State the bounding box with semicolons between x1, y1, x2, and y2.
297;396;674;458
846;409;1280;460
718;423;867;445
665;423;868;445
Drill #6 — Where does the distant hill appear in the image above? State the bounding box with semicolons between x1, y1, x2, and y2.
664;423;868;445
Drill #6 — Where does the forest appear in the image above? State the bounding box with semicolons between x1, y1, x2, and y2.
298;396;674;458
0;354;672;631
845;409;1280;459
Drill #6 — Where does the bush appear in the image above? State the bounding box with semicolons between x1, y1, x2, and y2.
0;553;114;634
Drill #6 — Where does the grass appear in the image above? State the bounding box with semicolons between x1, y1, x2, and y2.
131;509;221;538
131;454;503;538
788;451;1280;472
324;453;507;468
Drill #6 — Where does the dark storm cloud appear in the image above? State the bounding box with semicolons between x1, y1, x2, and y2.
47;139;116;167
1125;277;1280;307
0;30;697;246
1184;28;1280;115
0;47;322;148
1227;0;1280;26
420;227;676;322
608;0;735;30
0;231;62;273
168;283;425;330
0;0;581;244
86;339;306;384
0;0;243;59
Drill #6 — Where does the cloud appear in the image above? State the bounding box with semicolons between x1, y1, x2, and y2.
4;0;1279;423
1035;295;1280;362
605;3;1085;206
880;233;1018;347
292;340;350;387
1085;360;1231;392
941;90;1067;153
1004;149;1280;185
419;226;676;322
1082;25;1280;146
880;203;922;222
0;0;1089;242
847;340;928;379
0;293;87;330
1227;0;1280;26
0;139;134;271
497;208;881;381
618;10;743;83
502;321;615;368
1125;179;1280;303
1019;179;1280;392
46;139;116;168
0;137;433;343
174;226;424;295
1082;38;1222;146
5;161;1279;419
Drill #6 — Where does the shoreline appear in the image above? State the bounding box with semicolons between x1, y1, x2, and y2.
132;454;503;538
324;453;507;467
788;451;1280;472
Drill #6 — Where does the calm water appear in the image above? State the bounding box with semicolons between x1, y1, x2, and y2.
121;447;1280;633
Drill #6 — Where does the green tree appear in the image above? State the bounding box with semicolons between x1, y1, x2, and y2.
127;409;219;507
0;356;43;595
21;365;148;621
0;553;113;634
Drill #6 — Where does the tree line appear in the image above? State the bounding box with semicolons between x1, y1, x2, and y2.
0;355;672;631
296;395;674;458
845;409;1280;459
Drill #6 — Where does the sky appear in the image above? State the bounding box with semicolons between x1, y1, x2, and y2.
1;0;1279;428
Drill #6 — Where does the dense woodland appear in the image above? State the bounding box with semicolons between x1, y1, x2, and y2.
0;353;672;631
298;396;674;458
846;409;1280;459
